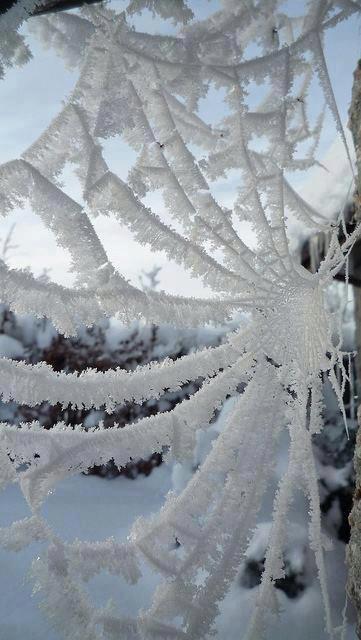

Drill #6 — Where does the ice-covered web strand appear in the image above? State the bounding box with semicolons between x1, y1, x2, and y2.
0;257;273;334
0;361;281;640
140;365;285;639
85;41;283;290
0;352;250;636
0;335;242;410
0;74;314;324
0;352;254;509
0;0;334;312
244;367;332;638
0;0;47;35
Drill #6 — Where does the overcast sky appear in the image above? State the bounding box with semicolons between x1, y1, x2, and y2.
0;1;360;298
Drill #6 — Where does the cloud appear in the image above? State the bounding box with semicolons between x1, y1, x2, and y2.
301;131;355;218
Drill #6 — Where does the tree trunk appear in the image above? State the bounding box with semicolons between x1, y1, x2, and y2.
347;60;361;638
348;411;361;637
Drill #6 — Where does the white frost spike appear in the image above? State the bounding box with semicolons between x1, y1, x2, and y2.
0;515;51;551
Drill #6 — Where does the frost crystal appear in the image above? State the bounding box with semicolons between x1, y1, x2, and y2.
0;1;359;638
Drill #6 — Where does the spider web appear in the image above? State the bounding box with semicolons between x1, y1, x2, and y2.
0;1;360;638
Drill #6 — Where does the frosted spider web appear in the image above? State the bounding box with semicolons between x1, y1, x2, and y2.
0;1;360;638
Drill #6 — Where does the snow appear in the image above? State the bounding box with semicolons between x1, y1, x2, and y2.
0;465;173;640
0;335;24;359
83;409;105;429
0;454;356;639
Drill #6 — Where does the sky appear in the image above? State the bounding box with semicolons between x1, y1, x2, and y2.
0;1;360;298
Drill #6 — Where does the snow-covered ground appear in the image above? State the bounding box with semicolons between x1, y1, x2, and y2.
0;435;356;640
0;467;173;640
